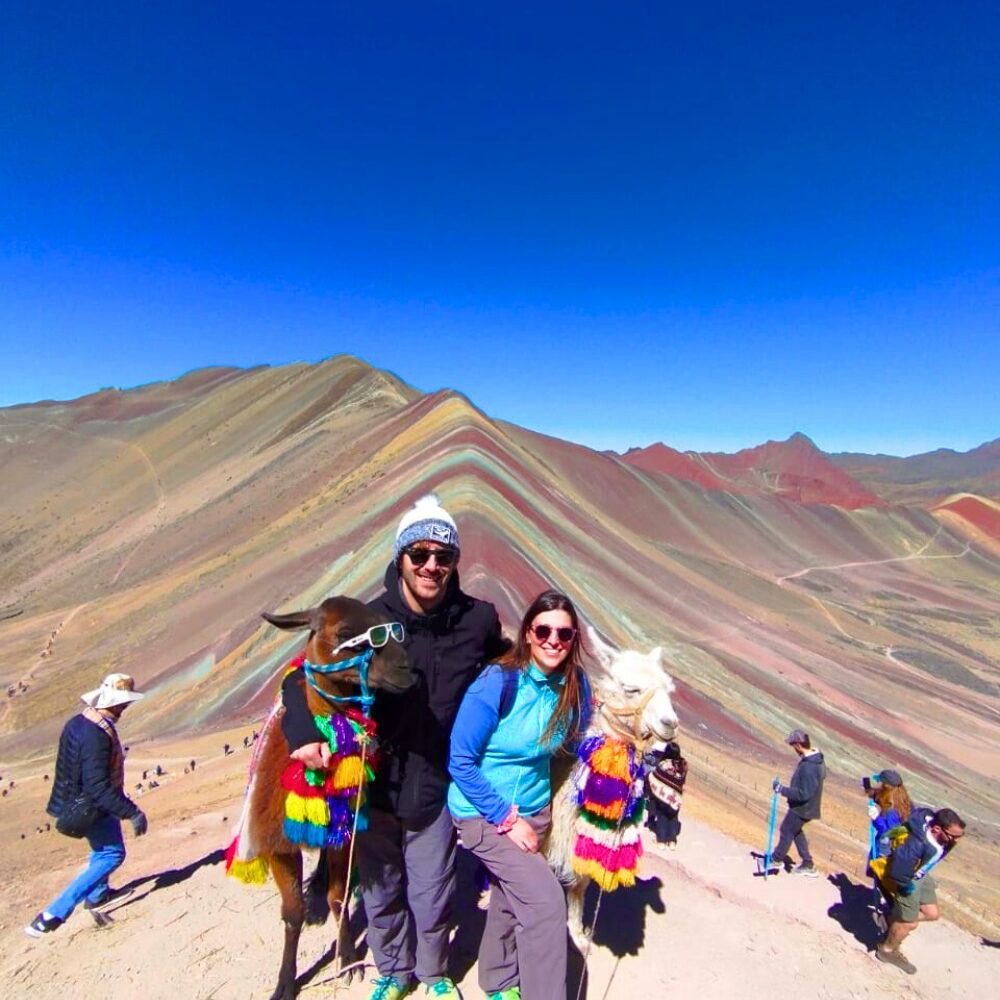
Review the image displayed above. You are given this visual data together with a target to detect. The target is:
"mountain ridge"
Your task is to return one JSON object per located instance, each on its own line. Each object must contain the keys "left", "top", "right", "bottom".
{"left": 1, "top": 357, "right": 997, "bottom": 926}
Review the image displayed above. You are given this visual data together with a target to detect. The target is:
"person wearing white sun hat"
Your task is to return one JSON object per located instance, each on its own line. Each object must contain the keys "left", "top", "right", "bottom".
{"left": 25, "top": 673, "right": 148, "bottom": 938}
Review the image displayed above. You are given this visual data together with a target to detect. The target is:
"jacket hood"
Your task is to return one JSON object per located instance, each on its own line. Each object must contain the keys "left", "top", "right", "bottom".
{"left": 906, "top": 806, "right": 936, "bottom": 835}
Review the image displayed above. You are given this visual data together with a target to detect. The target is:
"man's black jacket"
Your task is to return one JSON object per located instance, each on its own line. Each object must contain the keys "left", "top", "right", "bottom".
{"left": 282, "top": 563, "right": 506, "bottom": 822}
{"left": 46, "top": 713, "right": 140, "bottom": 822}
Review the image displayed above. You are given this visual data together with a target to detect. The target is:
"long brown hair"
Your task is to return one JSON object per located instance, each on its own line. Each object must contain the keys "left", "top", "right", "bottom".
{"left": 500, "top": 590, "right": 585, "bottom": 750}
{"left": 875, "top": 782, "right": 912, "bottom": 822}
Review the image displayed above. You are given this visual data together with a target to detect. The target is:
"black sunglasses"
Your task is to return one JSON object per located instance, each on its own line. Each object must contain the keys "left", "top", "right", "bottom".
{"left": 530, "top": 624, "right": 577, "bottom": 644}
{"left": 403, "top": 546, "right": 457, "bottom": 568}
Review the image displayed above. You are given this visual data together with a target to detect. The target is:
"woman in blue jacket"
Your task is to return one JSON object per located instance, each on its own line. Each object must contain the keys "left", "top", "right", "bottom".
{"left": 448, "top": 590, "right": 590, "bottom": 1000}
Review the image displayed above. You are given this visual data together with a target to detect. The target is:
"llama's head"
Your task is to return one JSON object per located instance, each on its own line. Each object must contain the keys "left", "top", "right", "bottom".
{"left": 263, "top": 596, "right": 413, "bottom": 704}
{"left": 586, "top": 626, "right": 679, "bottom": 744}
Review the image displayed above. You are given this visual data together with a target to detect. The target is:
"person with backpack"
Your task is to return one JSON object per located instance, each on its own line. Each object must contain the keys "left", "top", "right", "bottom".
{"left": 770, "top": 728, "right": 826, "bottom": 877}
{"left": 874, "top": 806, "right": 966, "bottom": 974}
{"left": 863, "top": 768, "right": 912, "bottom": 858}
{"left": 25, "top": 673, "right": 148, "bottom": 937}
{"left": 448, "top": 590, "right": 591, "bottom": 1000}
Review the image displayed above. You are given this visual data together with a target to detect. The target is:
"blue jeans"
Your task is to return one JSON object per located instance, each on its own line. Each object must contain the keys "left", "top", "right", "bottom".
{"left": 47, "top": 814, "right": 126, "bottom": 920}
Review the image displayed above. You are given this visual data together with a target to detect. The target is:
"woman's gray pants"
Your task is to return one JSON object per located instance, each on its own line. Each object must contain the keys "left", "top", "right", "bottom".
{"left": 454, "top": 807, "right": 567, "bottom": 1000}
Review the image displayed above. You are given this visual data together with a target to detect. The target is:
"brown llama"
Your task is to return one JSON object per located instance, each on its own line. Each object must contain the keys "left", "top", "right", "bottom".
{"left": 226, "top": 596, "right": 411, "bottom": 1000}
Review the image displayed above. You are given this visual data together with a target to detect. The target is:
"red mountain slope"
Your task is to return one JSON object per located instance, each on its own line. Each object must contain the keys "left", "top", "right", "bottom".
{"left": 623, "top": 433, "right": 884, "bottom": 509}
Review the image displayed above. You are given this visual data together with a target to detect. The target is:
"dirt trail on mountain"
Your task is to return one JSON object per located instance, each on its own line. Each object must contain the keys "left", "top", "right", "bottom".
{"left": 0, "top": 734, "right": 993, "bottom": 1000}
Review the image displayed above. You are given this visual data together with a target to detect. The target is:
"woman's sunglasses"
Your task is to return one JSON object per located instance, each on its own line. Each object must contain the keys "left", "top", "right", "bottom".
{"left": 403, "top": 546, "right": 457, "bottom": 568}
{"left": 332, "top": 622, "right": 405, "bottom": 655}
{"left": 530, "top": 624, "right": 577, "bottom": 644}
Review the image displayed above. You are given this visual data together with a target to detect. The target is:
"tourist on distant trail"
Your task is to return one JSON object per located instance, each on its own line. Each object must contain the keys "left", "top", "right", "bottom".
{"left": 281, "top": 494, "right": 507, "bottom": 1000}
{"left": 644, "top": 739, "right": 688, "bottom": 849}
{"left": 863, "top": 769, "right": 912, "bottom": 859}
{"left": 770, "top": 728, "right": 826, "bottom": 877}
{"left": 25, "top": 673, "right": 148, "bottom": 938}
{"left": 448, "top": 590, "right": 591, "bottom": 1000}
{"left": 875, "top": 807, "right": 966, "bottom": 974}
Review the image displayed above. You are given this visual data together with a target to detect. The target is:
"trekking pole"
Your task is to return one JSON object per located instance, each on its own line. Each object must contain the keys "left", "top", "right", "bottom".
{"left": 763, "top": 782, "right": 779, "bottom": 880}
{"left": 867, "top": 807, "right": 882, "bottom": 911}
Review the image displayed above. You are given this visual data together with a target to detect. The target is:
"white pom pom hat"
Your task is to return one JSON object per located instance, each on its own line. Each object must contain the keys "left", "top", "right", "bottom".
{"left": 393, "top": 493, "right": 460, "bottom": 561}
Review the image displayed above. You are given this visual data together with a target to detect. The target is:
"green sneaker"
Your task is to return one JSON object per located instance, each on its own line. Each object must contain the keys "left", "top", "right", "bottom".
{"left": 425, "top": 978, "right": 462, "bottom": 998}
{"left": 370, "top": 975, "right": 417, "bottom": 1000}
{"left": 487, "top": 989, "right": 521, "bottom": 1000}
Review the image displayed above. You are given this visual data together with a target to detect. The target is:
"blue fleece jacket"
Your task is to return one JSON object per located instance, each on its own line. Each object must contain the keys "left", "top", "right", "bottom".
{"left": 448, "top": 663, "right": 589, "bottom": 825}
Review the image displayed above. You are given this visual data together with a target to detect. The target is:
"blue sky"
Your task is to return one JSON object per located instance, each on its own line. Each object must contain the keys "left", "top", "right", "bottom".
{"left": 1, "top": 3, "right": 997, "bottom": 455}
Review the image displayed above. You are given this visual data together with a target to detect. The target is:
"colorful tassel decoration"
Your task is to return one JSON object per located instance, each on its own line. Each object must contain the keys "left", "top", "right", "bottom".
{"left": 281, "top": 707, "right": 374, "bottom": 849}
{"left": 227, "top": 657, "right": 379, "bottom": 886}
{"left": 225, "top": 833, "right": 271, "bottom": 884}
{"left": 570, "top": 734, "right": 647, "bottom": 891}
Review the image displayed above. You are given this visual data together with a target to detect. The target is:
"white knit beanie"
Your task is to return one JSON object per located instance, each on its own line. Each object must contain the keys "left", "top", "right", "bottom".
{"left": 393, "top": 493, "right": 460, "bottom": 561}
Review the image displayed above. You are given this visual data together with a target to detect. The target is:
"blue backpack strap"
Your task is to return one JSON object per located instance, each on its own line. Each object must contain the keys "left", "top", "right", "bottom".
{"left": 497, "top": 666, "right": 519, "bottom": 720}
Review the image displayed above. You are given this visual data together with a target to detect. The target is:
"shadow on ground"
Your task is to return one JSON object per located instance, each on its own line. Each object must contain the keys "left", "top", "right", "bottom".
{"left": 566, "top": 875, "right": 665, "bottom": 999}
{"left": 827, "top": 872, "right": 884, "bottom": 952}
{"left": 117, "top": 848, "right": 226, "bottom": 910}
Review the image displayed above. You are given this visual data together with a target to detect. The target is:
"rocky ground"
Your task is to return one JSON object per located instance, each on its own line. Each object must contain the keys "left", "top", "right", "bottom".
{"left": 0, "top": 728, "right": 995, "bottom": 999}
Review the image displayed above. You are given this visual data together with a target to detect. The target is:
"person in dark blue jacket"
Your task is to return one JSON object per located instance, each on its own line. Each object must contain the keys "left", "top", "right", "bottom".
{"left": 448, "top": 590, "right": 591, "bottom": 1000}
{"left": 875, "top": 806, "right": 966, "bottom": 974}
{"left": 25, "top": 673, "right": 148, "bottom": 937}
{"left": 770, "top": 728, "right": 826, "bottom": 877}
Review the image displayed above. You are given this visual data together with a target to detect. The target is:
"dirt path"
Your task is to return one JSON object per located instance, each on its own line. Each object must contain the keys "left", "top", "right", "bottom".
{"left": 776, "top": 530, "right": 970, "bottom": 584}
{"left": 0, "top": 752, "right": 994, "bottom": 1000}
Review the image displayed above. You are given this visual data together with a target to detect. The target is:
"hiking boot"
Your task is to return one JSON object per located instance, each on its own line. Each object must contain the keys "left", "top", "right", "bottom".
{"left": 84, "top": 886, "right": 133, "bottom": 910}
{"left": 875, "top": 945, "right": 916, "bottom": 974}
{"left": 24, "top": 912, "right": 63, "bottom": 938}
{"left": 369, "top": 975, "right": 416, "bottom": 1000}
{"left": 487, "top": 989, "right": 521, "bottom": 1000}
{"left": 425, "top": 979, "right": 462, "bottom": 998}
{"left": 792, "top": 862, "right": 818, "bottom": 877}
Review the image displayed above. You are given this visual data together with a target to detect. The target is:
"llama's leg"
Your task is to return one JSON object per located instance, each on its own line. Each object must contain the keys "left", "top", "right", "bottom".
{"left": 567, "top": 880, "right": 589, "bottom": 952}
{"left": 325, "top": 848, "right": 360, "bottom": 982}
{"left": 268, "top": 851, "right": 305, "bottom": 1000}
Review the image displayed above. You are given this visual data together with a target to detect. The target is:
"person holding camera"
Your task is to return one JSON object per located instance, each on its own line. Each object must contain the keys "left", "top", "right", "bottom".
{"left": 863, "top": 769, "right": 912, "bottom": 858}
{"left": 25, "top": 673, "right": 148, "bottom": 937}
{"left": 770, "top": 728, "right": 826, "bottom": 877}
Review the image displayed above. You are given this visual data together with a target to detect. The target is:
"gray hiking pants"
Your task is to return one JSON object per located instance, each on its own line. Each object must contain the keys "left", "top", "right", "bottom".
{"left": 356, "top": 804, "right": 456, "bottom": 983}
{"left": 773, "top": 811, "right": 813, "bottom": 865}
{"left": 454, "top": 807, "right": 567, "bottom": 1000}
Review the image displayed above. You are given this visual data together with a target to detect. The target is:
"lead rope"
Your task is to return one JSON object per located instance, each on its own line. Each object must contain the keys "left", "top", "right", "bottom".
{"left": 574, "top": 788, "right": 631, "bottom": 1000}
{"left": 331, "top": 734, "right": 370, "bottom": 982}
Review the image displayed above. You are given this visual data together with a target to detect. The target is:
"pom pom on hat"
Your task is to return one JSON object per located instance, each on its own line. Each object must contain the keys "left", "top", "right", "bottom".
{"left": 393, "top": 494, "right": 460, "bottom": 561}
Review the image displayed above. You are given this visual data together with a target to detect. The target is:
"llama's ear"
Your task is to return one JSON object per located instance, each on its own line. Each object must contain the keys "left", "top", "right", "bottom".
{"left": 649, "top": 646, "right": 664, "bottom": 665}
{"left": 585, "top": 625, "right": 617, "bottom": 681}
{"left": 262, "top": 608, "right": 318, "bottom": 632}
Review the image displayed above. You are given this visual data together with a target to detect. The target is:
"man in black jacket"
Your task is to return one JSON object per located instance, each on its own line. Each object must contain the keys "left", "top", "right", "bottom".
{"left": 25, "top": 673, "right": 148, "bottom": 937}
{"left": 282, "top": 494, "right": 506, "bottom": 1000}
{"left": 876, "top": 806, "right": 966, "bottom": 974}
{"left": 770, "top": 728, "right": 826, "bottom": 877}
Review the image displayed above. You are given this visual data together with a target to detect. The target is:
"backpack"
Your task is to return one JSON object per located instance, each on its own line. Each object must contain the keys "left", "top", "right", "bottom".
{"left": 868, "top": 823, "right": 915, "bottom": 890}
{"left": 498, "top": 667, "right": 519, "bottom": 720}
